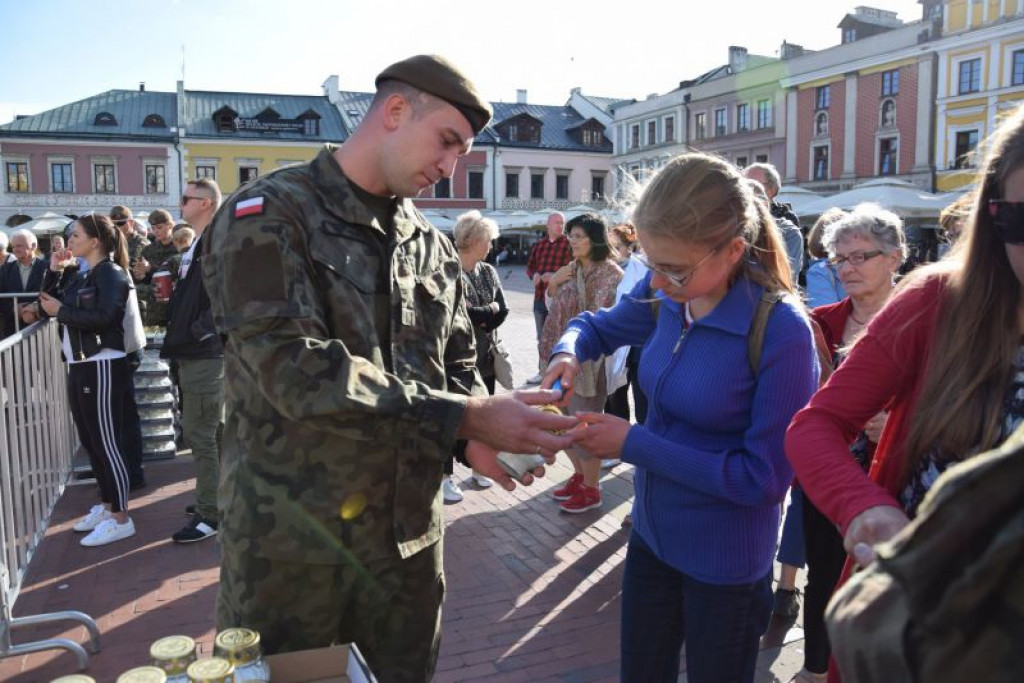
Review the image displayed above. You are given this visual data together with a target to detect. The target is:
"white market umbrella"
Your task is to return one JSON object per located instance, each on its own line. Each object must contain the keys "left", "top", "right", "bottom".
{"left": 797, "top": 179, "right": 949, "bottom": 219}
{"left": 776, "top": 186, "right": 824, "bottom": 216}
{"left": 14, "top": 212, "right": 72, "bottom": 236}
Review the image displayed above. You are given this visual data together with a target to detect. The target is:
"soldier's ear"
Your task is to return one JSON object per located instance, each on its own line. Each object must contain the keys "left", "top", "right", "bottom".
{"left": 380, "top": 93, "right": 410, "bottom": 132}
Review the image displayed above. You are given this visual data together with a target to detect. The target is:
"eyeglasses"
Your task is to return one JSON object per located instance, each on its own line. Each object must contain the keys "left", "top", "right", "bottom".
{"left": 181, "top": 195, "right": 207, "bottom": 205}
{"left": 635, "top": 246, "right": 720, "bottom": 289}
{"left": 828, "top": 250, "right": 885, "bottom": 268}
{"left": 987, "top": 200, "right": 1024, "bottom": 244}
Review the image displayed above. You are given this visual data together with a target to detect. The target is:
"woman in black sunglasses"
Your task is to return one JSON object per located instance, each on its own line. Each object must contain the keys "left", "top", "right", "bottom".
{"left": 786, "top": 103, "right": 1024, "bottom": 679}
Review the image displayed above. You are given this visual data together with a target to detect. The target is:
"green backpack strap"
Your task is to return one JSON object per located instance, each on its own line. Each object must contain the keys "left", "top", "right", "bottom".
{"left": 747, "top": 290, "right": 784, "bottom": 376}
{"left": 648, "top": 283, "right": 783, "bottom": 377}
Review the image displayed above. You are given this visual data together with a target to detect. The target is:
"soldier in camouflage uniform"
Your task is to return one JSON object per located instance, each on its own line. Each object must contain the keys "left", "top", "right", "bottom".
{"left": 132, "top": 208, "right": 178, "bottom": 327}
{"left": 110, "top": 205, "right": 150, "bottom": 264}
{"left": 203, "top": 55, "right": 578, "bottom": 682}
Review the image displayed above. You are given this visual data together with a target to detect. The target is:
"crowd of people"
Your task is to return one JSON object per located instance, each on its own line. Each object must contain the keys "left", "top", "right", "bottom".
{"left": 2, "top": 52, "right": 1021, "bottom": 683}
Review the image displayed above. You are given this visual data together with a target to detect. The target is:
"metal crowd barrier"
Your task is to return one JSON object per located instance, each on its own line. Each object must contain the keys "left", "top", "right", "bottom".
{"left": 0, "top": 319, "right": 100, "bottom": 670}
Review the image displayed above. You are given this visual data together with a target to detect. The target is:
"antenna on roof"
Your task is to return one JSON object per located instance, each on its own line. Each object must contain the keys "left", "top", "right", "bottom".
{"left": 181, "top": 44, "right": 186, "bottom": 82}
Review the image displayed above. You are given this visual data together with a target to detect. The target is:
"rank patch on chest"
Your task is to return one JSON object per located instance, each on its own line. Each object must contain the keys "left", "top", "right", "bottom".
{"left": 235, "top": 196, "right": 265, "bottom": 218}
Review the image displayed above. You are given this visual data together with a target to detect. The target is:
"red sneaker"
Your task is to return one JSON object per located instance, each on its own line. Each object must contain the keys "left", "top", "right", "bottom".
{"left": 559, "top": 485, "right": 602, "bottom": 514}
{"left": 552, "top": 473, "right": 584, "bottom": 501}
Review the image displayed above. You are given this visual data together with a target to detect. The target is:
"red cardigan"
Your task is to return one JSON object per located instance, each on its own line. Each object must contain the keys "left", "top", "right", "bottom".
{"left": 786, "top": 275, "right": 946, "bottom": 535}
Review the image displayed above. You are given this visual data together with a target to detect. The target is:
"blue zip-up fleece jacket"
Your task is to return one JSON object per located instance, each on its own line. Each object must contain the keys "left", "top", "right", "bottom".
{"left": 554, "top": 273, "right": 819, "bottom": 584}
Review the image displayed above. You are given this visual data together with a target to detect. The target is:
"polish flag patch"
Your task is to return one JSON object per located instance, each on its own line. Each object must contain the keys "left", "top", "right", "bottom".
{"left": 235, "top": 196, "right": 265, "bottom": 218}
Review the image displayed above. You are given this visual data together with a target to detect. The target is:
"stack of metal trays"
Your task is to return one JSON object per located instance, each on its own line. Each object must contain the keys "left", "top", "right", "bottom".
{"left": 136, "top": 336, "right": 178, "bottom": 460}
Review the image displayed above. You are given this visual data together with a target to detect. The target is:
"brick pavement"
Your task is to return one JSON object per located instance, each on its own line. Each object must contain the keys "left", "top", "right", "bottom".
{"left": 0, "top": 265, "right": 811, "bottom": 682}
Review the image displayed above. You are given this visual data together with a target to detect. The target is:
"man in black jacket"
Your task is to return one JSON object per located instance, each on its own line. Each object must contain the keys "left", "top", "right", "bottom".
{"left": 163, "top": 179, "right": 224, "bottom": 543}
{"left": 0, "top": 230, "right": 48, "bottom": 339}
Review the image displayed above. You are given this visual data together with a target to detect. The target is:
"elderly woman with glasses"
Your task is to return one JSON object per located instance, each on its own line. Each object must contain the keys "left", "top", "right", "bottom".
{"left": 540, "top": 213, "right": 622, "bottom": 513}
{"left": 784, "top": 203, "right": 907, "bottom": 683}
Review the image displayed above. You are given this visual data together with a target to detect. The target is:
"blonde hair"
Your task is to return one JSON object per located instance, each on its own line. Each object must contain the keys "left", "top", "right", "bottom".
{"left": 633, "top": 153, "right": 793, "bottom": 294}
{"left": 172, "top": 226, "right": 195, "bottom": 250}
{"left": 900, "top": 102, "right": 1024, "bottom": 481}
{"left": 452, "top": 210, "right": 498, "bottom": 250}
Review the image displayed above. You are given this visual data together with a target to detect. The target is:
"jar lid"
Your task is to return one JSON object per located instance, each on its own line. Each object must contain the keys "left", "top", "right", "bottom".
{"left": 116, "top": 667, "right": 167, "bottom": 683}
{"left": 50, "top": 676, "right": 97, "bottom": 683}
{"left": 151, "top": 635, "right": 197, "bottom": 660}
{"left": 186, "top": 657, "right": 235, "bottom": 683}
{"left": 214, "top": 627, "right": 262, "bottom": 665}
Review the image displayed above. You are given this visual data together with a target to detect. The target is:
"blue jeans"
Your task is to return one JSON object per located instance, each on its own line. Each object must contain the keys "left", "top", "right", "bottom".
{"left": 621, "top": 533, "right": 773, "bottom": 683}
{"left": 776, "top": 486, "right": 807, "bottom": 568}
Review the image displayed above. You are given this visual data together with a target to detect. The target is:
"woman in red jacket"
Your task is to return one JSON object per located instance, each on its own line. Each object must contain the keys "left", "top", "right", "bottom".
{"left": 790, "top": 204, "right": 906, "bottom": 683}
{"left": 786, "top": 103, "right": 1024, "bottom": 679}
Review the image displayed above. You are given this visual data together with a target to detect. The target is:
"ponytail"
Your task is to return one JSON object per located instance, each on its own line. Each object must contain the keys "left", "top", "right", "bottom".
{"left": 740, "top": 200, "right": 794, "bottom": 294}
{"left": 110, "top": 227, "right": 129, "bottom": 270}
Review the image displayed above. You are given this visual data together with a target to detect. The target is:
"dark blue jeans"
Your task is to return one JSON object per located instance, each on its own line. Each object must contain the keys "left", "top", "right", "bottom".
{"left": 621, "top": 533, "right": 773, "bottom": 683}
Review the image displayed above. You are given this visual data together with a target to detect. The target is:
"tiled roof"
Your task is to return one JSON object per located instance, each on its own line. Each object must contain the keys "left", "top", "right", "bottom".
{"left": 577, "top": 94, "right": 633, "bottom": 114}
{"left": 334, "top": 90, "right": 373, "bottom": 136}
{"left": 0, "top": 89, "right": 177, "bottom": 139}
{"left": 183, "top": 90, "right": 346, "bottom": 141}
{"left": 482, "top": 102, "right": 612, "bottom": 151}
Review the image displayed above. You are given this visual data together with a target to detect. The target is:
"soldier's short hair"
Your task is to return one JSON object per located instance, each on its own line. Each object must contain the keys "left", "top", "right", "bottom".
{"left": 148, "top": 209, "right": 173, "bottom": 226}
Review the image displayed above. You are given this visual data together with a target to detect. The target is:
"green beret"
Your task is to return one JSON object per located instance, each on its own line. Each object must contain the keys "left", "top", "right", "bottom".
{"left": 375, "top": 54, "right": 492, "bottom": 135}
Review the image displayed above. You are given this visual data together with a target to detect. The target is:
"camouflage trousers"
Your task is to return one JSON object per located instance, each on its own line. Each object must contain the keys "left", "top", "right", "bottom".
{"left": 216, "top": 538, "right": 444, "bottom": 683}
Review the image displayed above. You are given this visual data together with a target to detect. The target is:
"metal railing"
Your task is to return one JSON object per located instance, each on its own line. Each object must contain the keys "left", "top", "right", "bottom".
{"left": 0, "top": 291, "right": 37, "bottom": 338}
{"left": 1, "top": 319, "right": 100, "bottom": 670}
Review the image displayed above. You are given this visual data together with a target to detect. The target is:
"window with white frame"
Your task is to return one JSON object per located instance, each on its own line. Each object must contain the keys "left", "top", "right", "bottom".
{"left": 5, "top": 161, "right": 28, "bottom": 193}
{"left": 879, "top": 137, "right": 898, "bottom": 175}
{"left": 735, "top": 156, "right": 748, "bottom": 168}
{"left": 468, "top": 170, "right": 484, "bottom": 199}
{"left": 958, "top": 58, "right": 982, "bottom": 94}
{"left": 813, "top": 146, "right": 829, "bottom": 180}
{"left": 714, "top": 108, "right": 727, "bottom": 136}
{"left": 434, "top": 177, "right": 451, "bottom": 198}
{"left": 1013, "top": 49, "right": 1024, "bottom": 86}
{"left": 505, "top": 170, "right": 520, "bottom": 198}
{"left": 556, "top": 174, "right": 569, "bottom": 200}
{"left": 239, "top": 165, "right": 260, "bottom": 184}
{"left": 881, "top": 69, "right": 900, "bottom": 96}
{"left": 815, "top": 85, "right": 831, "bottom": 110}
{"left": 145, "top": 163, "right": 166, "bottom": 194}
{"left": 756, "top": 100, "right": 771, "bottom": 129}
{"left": 695, "top": 113, "right": 706, "bottom": 140}
{"left": 49, "top": 160, "right": 74, "bottom": 193}
{"left": 755, "top": 154, "right": 768, "bottom": 163}
{"left": 195, "top": 165, "right": 217, "bottom": 180}
{"left": 93, "top": 161, "right": 116, "bottom": 193}
{"left": 647, "top": 120, "right": 657, "bottom": 145}
{"left": 954, "top": 130, "right": 979, "bottom": 169}
{"left": 664, "top": 116, "right": 675, "bottom": 141}
{"left": 736, "top": 103, "right": 750, "bottom": 132}
{"left": 591, "top": 174, "right": 605, "bottom": 200}
{"left": 630, "top": 124, "right": 640, "bottom": 149}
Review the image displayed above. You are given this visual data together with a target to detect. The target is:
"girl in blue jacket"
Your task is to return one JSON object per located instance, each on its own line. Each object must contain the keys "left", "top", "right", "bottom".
{"left": 545, "top": 153, "right": 819, "bottom": 683}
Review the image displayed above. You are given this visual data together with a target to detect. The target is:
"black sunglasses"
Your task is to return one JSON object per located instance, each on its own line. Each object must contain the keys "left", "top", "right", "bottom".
{"left": 987, "top": 200, "right": 1024, "bottom": 244}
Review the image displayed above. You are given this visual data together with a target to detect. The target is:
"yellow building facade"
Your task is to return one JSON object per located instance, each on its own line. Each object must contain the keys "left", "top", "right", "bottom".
{"left": 935, "top": 1, "right": 1024, "bottom": 191}
{"left": 182, "top": 141, "right": 322, "bottom": 194}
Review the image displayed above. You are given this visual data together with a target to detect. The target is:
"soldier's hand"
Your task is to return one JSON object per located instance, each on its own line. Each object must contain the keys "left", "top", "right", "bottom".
{"left": 459, "top": 391, "right": 578, "bottom": 458}
{"left": 464, "top": 440, "right": 545, "bottom": 492}
{"left": 132, "top": 257, "right": 150, "bottom": 280}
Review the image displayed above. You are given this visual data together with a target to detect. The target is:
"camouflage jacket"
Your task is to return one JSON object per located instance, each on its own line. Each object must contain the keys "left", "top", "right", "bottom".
{"left": 203, "top": 145, "right": 485, "bottom": 564}
{"left": 125, "top": 230, "right": 150, "bottom": 264}
{"left": 137, "top": 239, "right": 178, "bottom": 327}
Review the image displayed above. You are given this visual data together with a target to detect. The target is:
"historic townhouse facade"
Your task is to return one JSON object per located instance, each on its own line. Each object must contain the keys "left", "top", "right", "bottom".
{"left": 930, "top": 0, "right": 1024, "bottom": 191}
{"left": 0, "top": 88, "right": 180, "bottom": 222}
{"left": 782, "top": 16, "right": 936, "bottom": 192}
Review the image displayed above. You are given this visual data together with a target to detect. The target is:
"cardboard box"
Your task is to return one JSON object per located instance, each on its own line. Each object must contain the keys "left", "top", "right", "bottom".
{"left": 266, "top": 643, "right": 376, "bottom": 683}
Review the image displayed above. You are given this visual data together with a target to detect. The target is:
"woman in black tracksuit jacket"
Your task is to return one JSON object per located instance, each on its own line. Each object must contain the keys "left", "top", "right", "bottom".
{"left": 39, "top": 213, "right": 137, "bottom": 547}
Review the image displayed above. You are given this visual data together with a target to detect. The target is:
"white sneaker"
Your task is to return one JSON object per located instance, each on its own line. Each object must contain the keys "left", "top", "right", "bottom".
{"left": 73, "top": 504, "right": 112, "bottom": 532}
{"left": 442, "top": 477, "right": 464, "bottom": 503}
{"left": 80, "top": 517, "right": 136, "bottom": 547}
{"left": 471, "top": 471, "right": 494, "bottom": 488}
{"left": 601, "top": 458, "right": 622, "bottom": 469}
{"left": 525, "top": 373, "right": 544, "bottom": 385}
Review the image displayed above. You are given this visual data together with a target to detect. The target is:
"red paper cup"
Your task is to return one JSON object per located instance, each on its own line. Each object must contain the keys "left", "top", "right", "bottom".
{"left": 153, "top": 271, "right": 172, "bottom": 302}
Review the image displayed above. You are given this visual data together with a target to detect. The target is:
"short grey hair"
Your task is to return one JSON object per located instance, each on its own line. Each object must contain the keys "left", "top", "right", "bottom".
{"left": 743, "top": 162, "right": 781, "bottom": 195}
{"left": 453, "top": 210, "right": 499, "bottom": 250}
{"left": 9, "top": 228, "right": 36, "bottom": 247}
{"left": 822, "top": 203, "right": 908, "bottom": 262}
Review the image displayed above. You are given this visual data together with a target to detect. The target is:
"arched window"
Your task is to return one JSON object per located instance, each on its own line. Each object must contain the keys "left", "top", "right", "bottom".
{"left": 142, "top": 114, "right": 166, "bottom": 128}
{"left": 815, "top": 112, "right": 828, "bottom": 137}
{"left": 94, "top": 112, "right": 117, "bottom": 126}
{"left": 881, "top": 99, "right": 896, "bottom": 128}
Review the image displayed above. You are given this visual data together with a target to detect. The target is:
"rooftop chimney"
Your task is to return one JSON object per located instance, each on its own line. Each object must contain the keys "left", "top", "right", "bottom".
{"left": 780, "top": 41, "right": 806, "bottom": 60}
{"left": 516, "top": 89, "right": 528, "bottom": 104}
{"left": 139, "top": 82, "right": 145, "bottom": 92}
{"left": 728, "top": 46, "right": 748, "bottom": 72}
